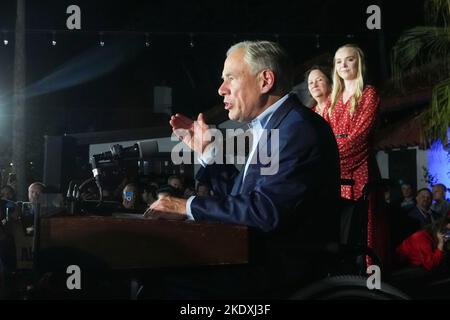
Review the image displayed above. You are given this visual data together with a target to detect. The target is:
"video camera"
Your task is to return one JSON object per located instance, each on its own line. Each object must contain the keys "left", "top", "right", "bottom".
{"left": 66, "top": 140, "right": 159, "bottom": 215}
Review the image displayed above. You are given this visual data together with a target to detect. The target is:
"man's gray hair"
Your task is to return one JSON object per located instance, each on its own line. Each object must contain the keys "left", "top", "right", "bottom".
{"left": 227, "top": 40, "right": 293, "bottom": 93}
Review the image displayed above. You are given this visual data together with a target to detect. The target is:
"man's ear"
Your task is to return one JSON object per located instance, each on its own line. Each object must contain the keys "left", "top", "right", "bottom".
{"left": 259, "top": 69, "right": 275, "bottom": 93}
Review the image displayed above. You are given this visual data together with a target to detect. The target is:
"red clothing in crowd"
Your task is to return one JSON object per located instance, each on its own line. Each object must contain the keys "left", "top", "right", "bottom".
{"left": 324, "top": 86, "right": 379, "bottom": 200}
{"left": 396, "top": 230, "right": 445, "bottom": 271}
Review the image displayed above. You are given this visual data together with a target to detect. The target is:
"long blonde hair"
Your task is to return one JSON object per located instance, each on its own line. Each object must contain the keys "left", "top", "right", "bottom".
{"left": 329, "top": 44, "right": 366, "bottom": 116}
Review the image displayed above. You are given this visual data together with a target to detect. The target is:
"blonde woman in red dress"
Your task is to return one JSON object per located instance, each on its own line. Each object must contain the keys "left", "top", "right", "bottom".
{"left": 324, "top": 44, "right": 380, "bottom": 201}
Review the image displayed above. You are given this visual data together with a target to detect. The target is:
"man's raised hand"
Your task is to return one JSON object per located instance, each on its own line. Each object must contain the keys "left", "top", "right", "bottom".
{"left": 169, "top": 113, "right": 211, "bottom": 155}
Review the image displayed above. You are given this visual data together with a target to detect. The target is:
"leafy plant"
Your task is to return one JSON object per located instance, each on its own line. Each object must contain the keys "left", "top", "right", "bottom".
{"left": 424, "top": 78, "right": 450, "bottom": 144}
{"left": 390, "top": 0, "right": 450, "bottom": 144}
{"left": 422, "top": 165, "right": 438, "bottom": 185}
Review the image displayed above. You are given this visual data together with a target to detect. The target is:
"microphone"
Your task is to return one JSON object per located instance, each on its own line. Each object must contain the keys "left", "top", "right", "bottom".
{"left": 91, "top": 139, "right": 159, "bottom": 163}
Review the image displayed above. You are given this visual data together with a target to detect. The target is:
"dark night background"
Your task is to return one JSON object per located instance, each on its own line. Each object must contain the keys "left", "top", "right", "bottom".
{"left": 0, "top": 0, "right": 426, "bottom": 179}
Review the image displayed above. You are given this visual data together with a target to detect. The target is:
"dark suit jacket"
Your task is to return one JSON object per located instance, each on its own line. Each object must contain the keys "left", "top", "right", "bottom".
{"left": 407, "top": 206, "right": 440, "bottom": 228}
{"left": 191, "top": 95, "right": 340, "bottom": 285}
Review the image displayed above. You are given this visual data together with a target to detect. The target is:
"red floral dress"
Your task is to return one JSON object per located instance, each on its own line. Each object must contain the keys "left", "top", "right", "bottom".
{"left": 311, "top": 100, "right": 330, "bottom": 118}
{"left": 324, "top": 86, "right": 379, "bottom": 200}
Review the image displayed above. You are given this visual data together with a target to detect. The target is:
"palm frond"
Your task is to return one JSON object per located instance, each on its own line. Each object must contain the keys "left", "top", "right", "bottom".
{"left": 392, "top": 0, "right": 450, "bottom": 145}
{"left": 391, "top": 26, "right": 450, "bottom": 89}
{"left": 423, "top": 78, "right": 450, "bottom": 143}
{"left": 425, "top": 0, "right": 450, "bottom": 26}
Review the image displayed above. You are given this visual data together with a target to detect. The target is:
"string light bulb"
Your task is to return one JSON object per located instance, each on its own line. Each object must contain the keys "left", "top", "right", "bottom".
{"left": 51, "top": 31, "right": 56, "bottom": 46}
{"left": 145, "top": 33, "right": 150, "bottom": 47}
{"left": 99, "top": 32, "right": 105, "bottom": 47}
{"left": 189, "top": 33, "right": 195, "bottom": 48}
{"left": 315, "top": 34, "right": 320, "bottom": 49}
{"left": 3, "top": 31, "right": 8, "bottom": 46}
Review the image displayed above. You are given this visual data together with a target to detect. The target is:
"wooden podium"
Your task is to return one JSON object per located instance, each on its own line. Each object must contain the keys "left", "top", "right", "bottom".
{"left": 38, "top": 214, "right": 249, "bottom": 270}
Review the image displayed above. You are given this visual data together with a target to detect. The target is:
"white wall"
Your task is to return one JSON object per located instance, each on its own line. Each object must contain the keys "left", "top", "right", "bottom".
{"left": 376, "top": 151, "right": 389, "bottom": 179}
{"left": 427, "top": 138, "right": 450, "bottom": 199}
{"left": 377, "top": 147, "right": 431, "bottom": 190}
{"left": 416, "top": 147, "right": 429, "bottom": 189}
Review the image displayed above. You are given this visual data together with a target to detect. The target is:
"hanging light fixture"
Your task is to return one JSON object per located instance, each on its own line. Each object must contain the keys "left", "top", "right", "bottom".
{"left": 51, "top": 31, "right": 57, "bottom": 46}
{"left": 99, "top": 32, "right": 105, "bottom": 47}
{"left": 3, "top": 31, "right": 8, "bottom": 46}
{"left": 145, "top": 33, "right": 150, "bottom": 47}
{"left": 189, "top": 33, "right": 195, "bottom": 48}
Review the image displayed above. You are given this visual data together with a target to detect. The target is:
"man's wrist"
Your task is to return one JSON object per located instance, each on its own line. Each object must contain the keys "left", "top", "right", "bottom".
{"left": 198, "top": 142, "right": 217, "bottom": 166}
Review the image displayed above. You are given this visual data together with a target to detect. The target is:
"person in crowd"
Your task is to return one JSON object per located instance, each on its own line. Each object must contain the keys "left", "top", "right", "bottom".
{"left": 407, "top": 188, "right": 440, "bottom": 229}
{"left": 121, "top": 183, "right": 146, "bottom": 211}
{"left": 324, "top": 44, "right": 380, "bottom": 200}
{"left": 183, "top": 185, "right": 196, "bottom": 198}
{"left": 396, "top": 216, "right": 450, "bottom": 271}
{"left": 28, "top": 182, "right": 45, "bottom": 203}
{"left": 431, "top": 183, "right": 450, "bottom": 217}
{"left": 399, "top": 182, "right": 415, "bottom": 211}
{"left": 196, "top": 182, "right": 211, "bottom": 197}
{"left": 167, "top": 175, "right": 184, "bottom": 197}
{"left": 141, "top": 185, "right": 158, "bottom": 207}
{"left": 26, "top": 181, "right": 64, "bottom": 214}
{"left": 305, "top": 65, "right": 332, "bottom": 117}
{"left": 156, "top": 185, "right": 178, "bottom": 199}
{"left": 0, "top": 185, "right": 16, "bottom": 202}
{"left": 142, "top": 40, "right": 340, "bottom": 298}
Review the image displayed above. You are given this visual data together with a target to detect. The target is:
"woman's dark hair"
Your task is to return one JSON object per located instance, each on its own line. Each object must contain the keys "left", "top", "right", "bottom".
{"left": 425, "top": 216, "right": 450, "bottom": 245}
{"left": 304, "top": 65, "right": 332, "bottom": 108}
{"left": 304, "top": 65, "right": 332, "bottom": 84}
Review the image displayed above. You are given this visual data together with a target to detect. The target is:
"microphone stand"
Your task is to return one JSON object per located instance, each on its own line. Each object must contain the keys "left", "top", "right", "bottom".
{"left": 90, "top": 156, "right": 104, "bottom": 208}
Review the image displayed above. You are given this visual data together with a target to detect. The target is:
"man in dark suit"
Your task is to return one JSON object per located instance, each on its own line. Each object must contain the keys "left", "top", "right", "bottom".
{"left": 144, "top": 41, "right": 340, "bottom": 298}
{"left": 406, "top": 188, "right": 441, "bottom": 230}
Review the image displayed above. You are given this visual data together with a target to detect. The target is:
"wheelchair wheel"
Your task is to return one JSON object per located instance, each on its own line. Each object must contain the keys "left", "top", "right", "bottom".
{"left": 290, "top": 275, "right": 410, "bottom": 300}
